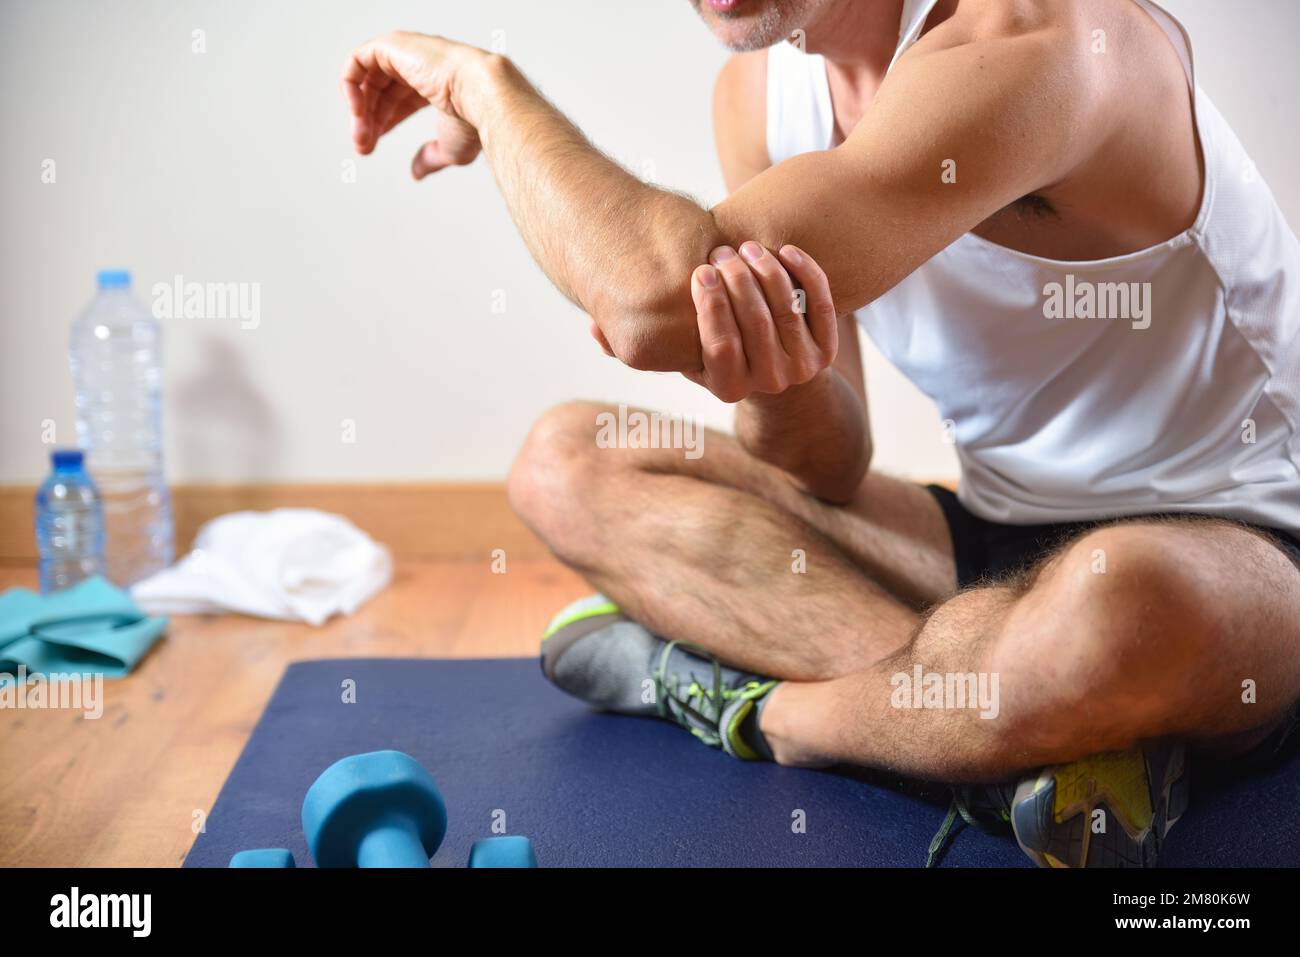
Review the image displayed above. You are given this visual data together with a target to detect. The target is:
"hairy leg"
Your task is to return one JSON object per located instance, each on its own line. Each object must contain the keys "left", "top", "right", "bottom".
{"left": 508, "top": 400, "right": 956, "bottom": 680}
{"left": 761, "top": 519, "right": 1300, "bottom": 781}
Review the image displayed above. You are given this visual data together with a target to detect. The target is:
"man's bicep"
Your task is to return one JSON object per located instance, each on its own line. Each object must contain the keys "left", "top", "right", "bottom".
{"left": 709, "top": 29, "right": 1099, "bottom": 313}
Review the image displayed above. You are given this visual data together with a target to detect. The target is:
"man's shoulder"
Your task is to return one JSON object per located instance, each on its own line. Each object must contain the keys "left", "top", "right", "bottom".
{"left": 931, "top": 0, "right": 1093, "bottom": 43}
{"left": 911, "top": 0, "right": 1110, "bottom": 71}
{"left": 881, "top": 0, "right": 1115, "bottom": 139}
{"left": 714, "top": 49, "right": 767, "bottom": 109}
{"left": 713, "top": 50, "right": 770, "bottom": 186}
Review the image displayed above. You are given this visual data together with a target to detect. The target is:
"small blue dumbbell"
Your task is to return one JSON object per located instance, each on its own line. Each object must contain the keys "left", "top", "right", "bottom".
{"left": 302, "top": 750, "right": 447, "bottom": 868}
{"left": 229, "top": 848, "right": 295, "bottom": 868}
{"left": 468, "top": 836, "right": 538, "bottom": 868}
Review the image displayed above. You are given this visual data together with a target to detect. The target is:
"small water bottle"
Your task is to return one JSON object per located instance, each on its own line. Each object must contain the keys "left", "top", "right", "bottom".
{"left": 35, "top": 449, "right": 106, "bottom": 593}
{"left": 69, "top": 269, "right": 174, "bottom": 586}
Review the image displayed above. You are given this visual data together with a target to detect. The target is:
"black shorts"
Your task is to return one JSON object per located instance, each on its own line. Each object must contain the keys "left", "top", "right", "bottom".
{"left": 925, "top": 484, "right": 1300, "bottom": 590}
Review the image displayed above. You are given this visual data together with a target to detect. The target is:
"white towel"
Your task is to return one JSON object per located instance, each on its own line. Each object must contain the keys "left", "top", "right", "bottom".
{"left": 130, "top": 508, "right": 393, "bottom": 626}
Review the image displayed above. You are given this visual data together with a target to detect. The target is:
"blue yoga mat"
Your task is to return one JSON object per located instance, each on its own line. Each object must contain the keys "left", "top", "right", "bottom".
{"left": 184, "top": 658, "right": 1300, "bottom": 868}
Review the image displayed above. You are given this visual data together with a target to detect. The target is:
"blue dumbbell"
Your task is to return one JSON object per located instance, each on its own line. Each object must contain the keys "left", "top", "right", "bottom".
{"left": 229, "top": 848, "right": 295, "bottom": 868}
{"left": 468, "top": 836, "right": 538, "bottom": 868}
{"left": 301, "top": 750, "right": 447, "bottom": 868}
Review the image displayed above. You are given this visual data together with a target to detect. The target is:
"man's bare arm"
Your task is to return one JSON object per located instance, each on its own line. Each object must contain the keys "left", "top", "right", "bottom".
{"left": 343, "top": 20, "right": 1110, "bottom": 372}
{"left": 458, "top": 55, "right": 717, "bottom": 371}
{"left": 704, "top": 52, "right": 870, "bottom": 502}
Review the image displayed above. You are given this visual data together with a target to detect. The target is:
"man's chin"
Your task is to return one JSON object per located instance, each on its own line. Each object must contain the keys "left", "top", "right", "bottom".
{"left": 693, "top": 0, "right": 798, "bottom": 52}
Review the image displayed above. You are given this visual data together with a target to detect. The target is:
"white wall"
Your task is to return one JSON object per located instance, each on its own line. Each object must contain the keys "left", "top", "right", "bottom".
{"left": 1, "top": 0, "right": 1297, "bottom": 484}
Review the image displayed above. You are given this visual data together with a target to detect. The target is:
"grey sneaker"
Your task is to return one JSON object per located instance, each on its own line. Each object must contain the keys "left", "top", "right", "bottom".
{"left": 541, "top": 594, "right": 777, "bottom": 759}
{"left": 1009, "top": 741, "right": 1189, "bottom": 867}
{"left": 928, "top": 741, "right": 1189, "bottom": 867}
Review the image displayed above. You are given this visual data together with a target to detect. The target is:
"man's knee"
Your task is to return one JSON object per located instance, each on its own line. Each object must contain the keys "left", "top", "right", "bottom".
{"left": 1038, "top": 523, "right": 1218, "bottom": 660}
{"left": 507, "top": 400, "right": 611, "bottom": 544}
{"left": 992, "top": 524, "right": 1225, "bottom": 749}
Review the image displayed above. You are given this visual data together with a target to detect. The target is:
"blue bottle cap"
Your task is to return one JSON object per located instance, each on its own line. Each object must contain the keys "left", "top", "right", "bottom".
{"left": 96, "top": 269, "right": 131, "bottom": 290}
{"left": 51, "top": 449, "right": 84, "bottom": 470}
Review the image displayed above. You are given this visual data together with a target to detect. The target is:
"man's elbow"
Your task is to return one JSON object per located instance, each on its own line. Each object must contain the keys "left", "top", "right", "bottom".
{"left": 803, "top": 438, "right": 872, "bottom": 506}
{"left": 592, "top": 202, "right": 719, "bottom": 372}
{"left": 599, "top": 287, "right": 702, "bottom": 373}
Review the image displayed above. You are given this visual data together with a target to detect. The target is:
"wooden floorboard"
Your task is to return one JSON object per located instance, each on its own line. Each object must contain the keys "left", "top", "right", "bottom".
{"left": 0, "top": 557, "right": 589, "bottom": 867}
{"left": 1, "top": 477, "right": 957, "bottom": 865}
{"left": 0, "top": 482, "right": 550, "bottom": 563}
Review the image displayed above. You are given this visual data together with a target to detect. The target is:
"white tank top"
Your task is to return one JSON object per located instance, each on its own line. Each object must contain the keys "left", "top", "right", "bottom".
{"left": 766, "top": 0, "right": 1300, "bottom": 533}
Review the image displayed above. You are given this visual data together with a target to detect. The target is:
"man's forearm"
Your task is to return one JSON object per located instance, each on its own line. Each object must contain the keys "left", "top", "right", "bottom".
{"left": 735, "top": 368, "right": 871, "bottom": 504}
{"left": 455, "top": 54, "right": 715, "bottom": 371}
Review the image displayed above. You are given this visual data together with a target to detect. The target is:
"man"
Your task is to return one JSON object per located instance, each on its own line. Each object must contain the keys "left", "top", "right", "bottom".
{"left": 341, "top": 0, "right": 1300, "bottom": 867}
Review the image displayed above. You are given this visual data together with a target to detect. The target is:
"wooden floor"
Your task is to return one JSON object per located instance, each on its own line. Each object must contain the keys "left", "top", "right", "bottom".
{"left": 0, "top": 557, "right": 589, "bottom": 867}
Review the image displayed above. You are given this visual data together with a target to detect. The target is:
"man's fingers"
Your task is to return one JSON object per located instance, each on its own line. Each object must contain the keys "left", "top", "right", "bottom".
{"left": 345, "top": 68, "right": 391, "bottom": 152}
{"left": 709, "top": 246, "right": 784, "bottom": 394}
{"left": 738, "top": 241, "right": 818, "bottom": 379}
{"left": 340, "top": 48, "right": 373, "bottom": 117}
{"left": 374, "top": 86, "right": 423, "bottom": 139}
{"left": 778, "top": 244, "right": 838, "bottom": 364}
{"left": 353, "top": 68, "right": 427, "bottom": 153}
{"left": 412, "top": 141, "right": 450, "bottom": 179}
{"left": 361, "top": 70, "right": 394, "bottom": 118}
{"left": 692, "top": 264, "right": 748, "bottom": 403}
{"left": 342, "top": 36, "right": 426, "bottom": 152}
{"left": 342, "top": 41, "right": 394, "bottom": 120}
{"left": 410, "top": 115, "right": 482, "bottom": 178}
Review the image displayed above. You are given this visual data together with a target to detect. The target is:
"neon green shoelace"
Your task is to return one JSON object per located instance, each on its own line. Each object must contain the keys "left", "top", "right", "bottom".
{"left": 653, "top": 639, "right": 765, "bottom": 744}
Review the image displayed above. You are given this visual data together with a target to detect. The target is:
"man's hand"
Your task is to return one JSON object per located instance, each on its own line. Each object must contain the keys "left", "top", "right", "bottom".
{"left": 679, "top": 240, "right": 868, "bottom": 502}
{"left": 683, "top": 242, "right": 838, "bottom": 403}
{"left": 341, "top": 32, "right": 488, "bottom": 178}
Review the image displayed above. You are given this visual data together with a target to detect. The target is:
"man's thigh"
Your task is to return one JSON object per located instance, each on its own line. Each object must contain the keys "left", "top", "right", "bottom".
{"left": 819, "top": 471, "right": 958, "bottom": 608}
{"left": 531, "top": 400, "right": 958, "bottom": 609}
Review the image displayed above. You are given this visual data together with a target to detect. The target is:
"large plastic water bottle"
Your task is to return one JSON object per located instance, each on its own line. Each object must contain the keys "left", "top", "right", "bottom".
{"left": 35, "top": 449, "right": 106, "bottom": 593}
{"left": 69, "top": 269, "right": 174, "bottom": 586}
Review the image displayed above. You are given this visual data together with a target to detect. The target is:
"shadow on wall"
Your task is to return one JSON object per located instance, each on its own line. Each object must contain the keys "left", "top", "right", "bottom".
{"left": 173, "top": 336, "right": 282, "bottom": 488}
